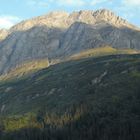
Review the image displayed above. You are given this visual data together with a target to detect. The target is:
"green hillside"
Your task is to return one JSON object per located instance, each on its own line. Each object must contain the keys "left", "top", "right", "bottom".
{"left": 0, "top": 54, "right": 140, "bottom": 140}
{"left": 0, "top": 59, "right": 50, "bottom": 81}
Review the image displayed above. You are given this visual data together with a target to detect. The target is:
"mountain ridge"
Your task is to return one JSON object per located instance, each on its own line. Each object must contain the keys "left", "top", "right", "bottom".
{"left": 0, "top": 9, "right": 140, "bottom": 74}
{"left": 9, "top": 9, "right": 140, "bottom": 32}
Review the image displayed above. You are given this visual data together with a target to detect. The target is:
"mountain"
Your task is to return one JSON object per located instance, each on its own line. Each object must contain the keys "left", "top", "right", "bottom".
{"left": 0, "top": 9, "right": 140, "bottom": 74}
{"left": 0, "top": 9, "right": 140, "bottom": 140}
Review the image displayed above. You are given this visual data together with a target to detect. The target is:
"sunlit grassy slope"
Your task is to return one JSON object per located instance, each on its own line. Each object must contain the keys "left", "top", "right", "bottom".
{"left": 0, "top": 59, "right": 49, "bottom": 81}
{"left": 70, "top": 46, "right": 139, "bottom": 60}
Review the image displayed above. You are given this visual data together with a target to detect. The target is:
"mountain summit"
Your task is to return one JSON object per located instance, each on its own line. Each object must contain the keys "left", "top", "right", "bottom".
{"left": 0, "top": 9, "right": 140, "bottom": 74}
{"left": 10, "top": 9, "right": 138, "bottom": 31}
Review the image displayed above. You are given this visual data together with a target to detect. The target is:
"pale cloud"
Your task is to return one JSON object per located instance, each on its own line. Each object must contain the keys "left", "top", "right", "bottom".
{"left": 27, "top": 0, "right": 113, "bottom": 8}
{"left": 28, "top": 0, "right": 86, "bottom": 7}
{"left": 56, "top": 0, "right": 86, "bottom": 6}
{"left": 123, "top": 12, "right": 135, "bottom": 20}
{"left": 123, "top": 0, "right": 140, "bottom": 6}
{"left": 0, "top": 16, "right": 21, "bottom": 29}
{"left": 91, "top": 0, "right": 112, "bottom": 5}
{"left": 27, "top": 0, "right": 48, "bottom": 7}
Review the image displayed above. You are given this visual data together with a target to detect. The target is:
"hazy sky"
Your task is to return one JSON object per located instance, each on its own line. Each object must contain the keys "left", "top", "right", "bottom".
{"left": 0, "top": 0, "right": 140, "bottom": 29}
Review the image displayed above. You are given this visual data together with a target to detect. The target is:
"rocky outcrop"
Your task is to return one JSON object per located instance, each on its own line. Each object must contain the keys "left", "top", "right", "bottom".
{"left": 10, "top": 9, "right": 138, "bottom": 32}
{"left": 92, "top": 71, "right": 108, "bottom": 85}
{"left": 0, "top": 29, "right": 8, "bottom": 41}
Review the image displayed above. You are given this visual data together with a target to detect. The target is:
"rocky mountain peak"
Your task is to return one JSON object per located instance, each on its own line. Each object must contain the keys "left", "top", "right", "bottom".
{"left": 94, "top": 9, "right": 115, "bottom": 16}
{"left": 68, "top": 10, "right": 95, "bottom": 25}
{"left": 46, "top": 11, "right": 69, "bottom": 18}
{"left": 92, "top": 9, "right": 131, "bottom": 28}
{"left": 69, "top": 9, "right": 138, "bottom": 29}
{"left": 9, "top": 9, "right": 139, "bottom": 32}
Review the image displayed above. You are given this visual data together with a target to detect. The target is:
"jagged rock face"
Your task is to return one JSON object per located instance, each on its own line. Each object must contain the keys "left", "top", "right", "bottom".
{"left": 10, "top": 9, "right": 137, "bottom": 32}
{"left": 93, "top": 9, "right": 134, "bottom": 28}
{"left": 0, "top": 29, "right": 8, "bottom": 41}
{"left": 59, "top": 22, "right": 105, "bottom": 56}
{"left": 0, "top": 26, "right": 64, "bottom": 73}
{"left": 10, "top": 11, "right": 70, "bottom": 31}
{"left": 60, "top": 22, "right": 140, "bottom": 56}
{"left": 0, "top": 9, "right": 140, "bottom": 74}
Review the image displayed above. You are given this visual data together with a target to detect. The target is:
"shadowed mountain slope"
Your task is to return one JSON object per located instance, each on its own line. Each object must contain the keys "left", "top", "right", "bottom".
{"left": 0, "top": 54, "right": 140, "bottom": 115}
{"left": 0, "top": 54, "right": 140, "bottom": 140}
